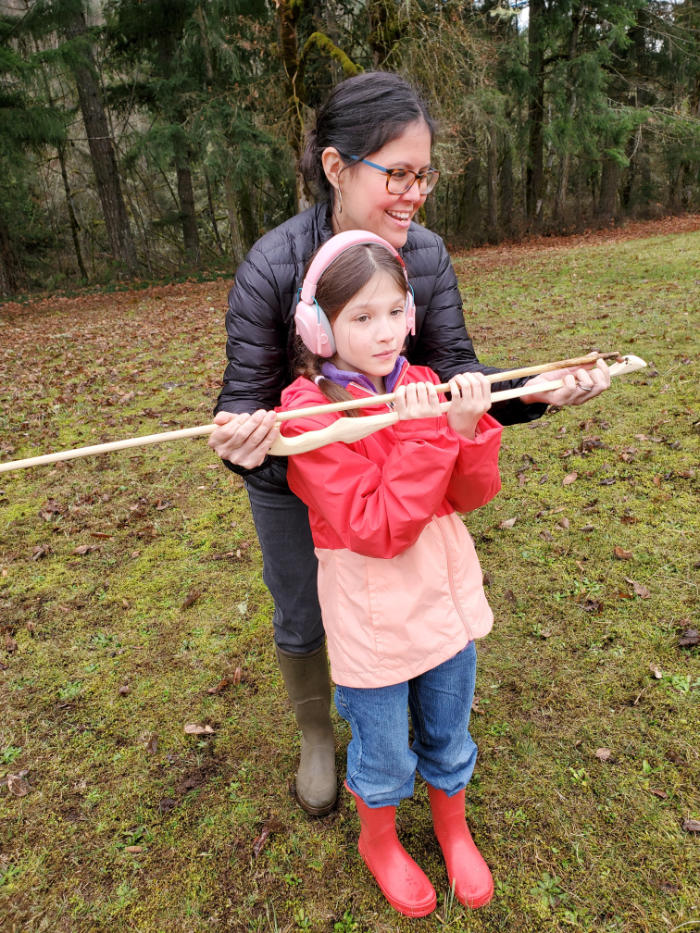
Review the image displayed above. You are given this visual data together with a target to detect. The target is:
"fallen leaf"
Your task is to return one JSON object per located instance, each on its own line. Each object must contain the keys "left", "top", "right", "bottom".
{"left": 557, "top": 517, "right": 570, "bottom": 530}
{"left": 614, "top": 546, "right": 633, "bottom": 560}
{"left": 252, "top": 818, "right": 283, "bottom": 858}
{"left": 207, "top": 678, "right": 231, "bottom": 695}
{"left": 649, "top": 664, "right": 663, "bottom": 679}
{"left": 595, "top": 748, "right": 612, "bottom": 761}
{"left": 677, "top": 628, "right": 699, "bottom": 648}
{"left": 624, "top": 578, "right": 650, "bottom": 598}
{"left": 144, "top": 734, "right": 159, "bottom": 755}
{"left": 7, "top": 773, "right": 30, "bottom": 796}
{"left": 650, "top": 788, "right": 668, "bottom": 799}
{"left": 562, "top": 472, "right": 578, "bottom": 485}
{"left": 232, "top": 666, "right": 242, "bottom": 686}
{"left": 499, "top": 517, "right": 517, "bottom": 529}
{"left": 682, "top": 819, "right": 700, "bottom": 833}
{"left": 3, "top": 633, "right": 18, "bottom": 653}
{"left": 73, "top": 544, "right": 98, "bottom": 555}
{"left": 181, "top": 590, "right": 201, "bottom": 610}
{"left": 118, "top": 684, "right": 130, "bottom": 696}
{"left": 39, "top": 499, "right": 63, "bottom": 521}
{"left": 184, "top": 723, "right": 215, "bottom": 735}
{"left": 125, "top": 845, "right": 143, "bottom": 854}
{"left": 31, "top": 544, "right": 50, "bottom": 561}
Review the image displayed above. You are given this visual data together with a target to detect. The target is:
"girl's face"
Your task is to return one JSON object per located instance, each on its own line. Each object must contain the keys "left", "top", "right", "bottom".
{"left": 328, "top": 120, "right": 432, "bottom": 249}
{"left": 330, "top": 270, "right": 408, "bottom": 392}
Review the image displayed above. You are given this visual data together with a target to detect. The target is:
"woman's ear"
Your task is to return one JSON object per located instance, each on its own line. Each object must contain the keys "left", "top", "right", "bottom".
{"left": 321, "top": 147, "right": 344, "bottom": 193}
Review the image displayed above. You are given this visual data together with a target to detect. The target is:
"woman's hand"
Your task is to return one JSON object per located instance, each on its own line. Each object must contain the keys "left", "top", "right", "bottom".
{"left": 519, "top": 358, "right": 611, "bottom": 407}
{"left": 446, "top": 373, "right": 491, "bottom": 439}
{"left": 208, "top": 409, "right": 279, "bottom": 469}
{"left": 394, "top": 382, "right": 442, "bottom": 422}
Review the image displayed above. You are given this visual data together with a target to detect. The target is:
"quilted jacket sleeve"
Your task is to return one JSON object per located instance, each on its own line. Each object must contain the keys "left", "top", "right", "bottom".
{"left": 216, "top": 246, "right": 292, "bottom": 416}
{"left": 284, "top": 414, "right": 462, "bottom": 559}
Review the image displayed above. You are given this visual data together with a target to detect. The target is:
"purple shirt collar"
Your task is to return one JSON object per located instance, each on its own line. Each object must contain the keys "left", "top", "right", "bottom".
{"left": 320, "top": 356, "right": 407, "bottom": 395}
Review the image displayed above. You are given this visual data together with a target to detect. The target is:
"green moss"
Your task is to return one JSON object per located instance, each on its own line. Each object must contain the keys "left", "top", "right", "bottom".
{"left": 1, "top": 237, "right": 699, "bottom": 931}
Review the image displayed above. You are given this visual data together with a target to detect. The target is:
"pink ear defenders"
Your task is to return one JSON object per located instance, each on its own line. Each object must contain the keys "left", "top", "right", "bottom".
{"left": 294, "top": 229, "right": 416, "bottom": 358}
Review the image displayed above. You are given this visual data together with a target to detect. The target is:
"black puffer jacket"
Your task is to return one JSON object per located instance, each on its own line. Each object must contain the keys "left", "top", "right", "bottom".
{"left": 216, "top": 203, "right": 545, "bottom": 481}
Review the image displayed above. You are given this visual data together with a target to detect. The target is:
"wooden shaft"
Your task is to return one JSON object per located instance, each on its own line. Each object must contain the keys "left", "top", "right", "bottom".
{"left": 0, "top": 353, "right": 643, "bottom": 474}
{"left": 275, "top": 350, "right": 619, "bottom": 422}
{"left": 0, "top": 424, "right": 215, "bottom": 473}
{"left": 0, "top": 377, "right": 569, "bottom": 472}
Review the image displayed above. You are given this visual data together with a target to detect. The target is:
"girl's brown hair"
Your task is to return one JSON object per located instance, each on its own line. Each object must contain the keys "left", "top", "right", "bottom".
{"left": 295, "top": 243, "right": 408, "bottom": 412}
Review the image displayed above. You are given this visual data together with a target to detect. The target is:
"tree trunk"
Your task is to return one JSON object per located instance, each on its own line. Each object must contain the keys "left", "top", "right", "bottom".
{"left": 597, "top": 155, "right": 620, "bottom": 221}
{"left": 553, "top": 5, "right": 582, "bottom": 227}
{"left": 457, "top": 148, "right": 482, "bottom": 243}
{"left": 526, "top": 0, "right": 545, "bottom": 228}
{"left": 64, "top": 9, "right": 137, "bottom": 274}
{"left": 175, "top": 153, "right": 201, "bottom": 267}
{"left": 486, "top": 130, "right": 499, "bottom": 241}
{"left": 205, "top": 171, "right": 225, "bottom": 256}
{"left": 0, "top": 209, "right": 22, "bottom": 297}
{"left": 57, "top": 142, "right": 88, "bottom": 280}
{"left": 33, "top": 35, "right": 87, "bottom": 280}
{"left": 224, "top": 176, "right": 246, "bottom": 266}
{"left": 499, "top": 128, "right": 515, "bottom": 237}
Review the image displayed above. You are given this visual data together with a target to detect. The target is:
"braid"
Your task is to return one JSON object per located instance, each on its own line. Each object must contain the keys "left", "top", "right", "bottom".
{"left": 293, "top": 338, "right": 360, "bottom": 417}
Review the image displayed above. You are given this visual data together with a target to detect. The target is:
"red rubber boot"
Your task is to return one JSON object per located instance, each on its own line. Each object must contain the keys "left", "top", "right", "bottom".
{"left": 346, "top": 784, "right": 437, "bottom": 917}
{"left": 427, "top": 785, "right": 494, "bottom": 908}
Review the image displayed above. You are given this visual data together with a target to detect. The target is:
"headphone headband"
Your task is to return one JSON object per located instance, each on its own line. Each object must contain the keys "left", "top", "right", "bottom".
{"left": 299, "top": 230, "right": 407, "bottom": 305}
{"left": 295, "top": 230, "right": 415, "bottom": 357}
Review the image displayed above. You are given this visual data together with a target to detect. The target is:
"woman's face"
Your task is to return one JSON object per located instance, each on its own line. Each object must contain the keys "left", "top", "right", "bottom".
{"left": 328, "top": 120, "right": 433, "bottom": 249}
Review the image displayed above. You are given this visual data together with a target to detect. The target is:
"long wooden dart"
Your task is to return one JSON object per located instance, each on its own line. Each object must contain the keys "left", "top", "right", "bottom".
{"left": 0, "top": 355, "right": 645, "bottom": 472}
{"left": 274, "top": 350, "right": 620, "bottom": 423}
{"left": 268, "top": 355, "right": 646, "bottom": 456}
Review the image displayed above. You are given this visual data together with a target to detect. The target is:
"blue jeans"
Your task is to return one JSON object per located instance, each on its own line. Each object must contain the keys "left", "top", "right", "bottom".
{"left": 335, "top": 642, "right": 478, "bottom": 808}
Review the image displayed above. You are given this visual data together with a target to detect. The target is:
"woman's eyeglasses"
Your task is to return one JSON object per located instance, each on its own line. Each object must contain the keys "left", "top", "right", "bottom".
{"left": 343, "top": 154, "right": 440, "bottom": 195}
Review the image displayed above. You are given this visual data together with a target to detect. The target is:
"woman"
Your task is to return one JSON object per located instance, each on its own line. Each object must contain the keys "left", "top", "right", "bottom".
{"left": 209, "top": 71, "right": 609, "bottom": 817}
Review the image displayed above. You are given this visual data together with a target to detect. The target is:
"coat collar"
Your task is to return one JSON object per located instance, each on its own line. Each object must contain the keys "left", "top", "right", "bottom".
{"left": 320, "top": 356, "right": 408, "bottom": 396}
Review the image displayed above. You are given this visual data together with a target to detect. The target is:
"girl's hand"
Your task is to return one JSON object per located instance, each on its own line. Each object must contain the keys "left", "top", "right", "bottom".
{"left": 447, "top": 373, "right": 491, "bottom": 439}
{"left": 208, "top": 409, "right": 279, "bottom": 469}
{"left": 394, "top": 382, "right": 442, "bottom": 422}
{"left": 520, "top": 358, "right": 611, "bottom": 406}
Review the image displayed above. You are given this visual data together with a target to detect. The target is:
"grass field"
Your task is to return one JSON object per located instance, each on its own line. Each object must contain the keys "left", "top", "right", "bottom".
{"left": 1, "top": 226, "right": 698, "bottom": 932}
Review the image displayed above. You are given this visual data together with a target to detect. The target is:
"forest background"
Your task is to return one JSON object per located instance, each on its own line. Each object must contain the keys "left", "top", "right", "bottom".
{"left": 1, "top": 0, "right": 699, "bottom": 299}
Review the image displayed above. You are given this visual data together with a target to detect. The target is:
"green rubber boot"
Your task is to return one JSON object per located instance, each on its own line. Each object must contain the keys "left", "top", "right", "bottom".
{"left": 276, "top": 644, "right": 338, "bottom": 816}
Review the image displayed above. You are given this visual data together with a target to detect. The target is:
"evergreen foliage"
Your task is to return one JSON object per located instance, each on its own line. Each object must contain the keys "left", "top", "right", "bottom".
{"left": 1, "top": 0, "right": 698, "bottom": 294}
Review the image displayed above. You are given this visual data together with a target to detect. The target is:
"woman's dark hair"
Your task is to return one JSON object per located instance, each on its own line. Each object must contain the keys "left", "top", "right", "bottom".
{"left": 295, "top": 243, "right": 409, "bottom": 410}
{"left": 300, "top": 71, "right": 436, "bottom": 204}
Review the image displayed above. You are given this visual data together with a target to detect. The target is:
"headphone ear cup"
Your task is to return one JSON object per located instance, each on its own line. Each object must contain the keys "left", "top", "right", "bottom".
{"left": 405, "top": 284, "right": 416, "bottom": 336}
{"left": 295, "top": 299, "right": 336, "bottom": 357}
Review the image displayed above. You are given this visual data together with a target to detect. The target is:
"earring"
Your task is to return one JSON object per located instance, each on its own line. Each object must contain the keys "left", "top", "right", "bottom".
{"left": 336, "top": 187, "right": 343, "bottom": 215}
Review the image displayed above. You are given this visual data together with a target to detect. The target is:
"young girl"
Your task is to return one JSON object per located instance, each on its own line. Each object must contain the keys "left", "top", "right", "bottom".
{"left": 278, "top": 230, "right": 503, "bottom": 918}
